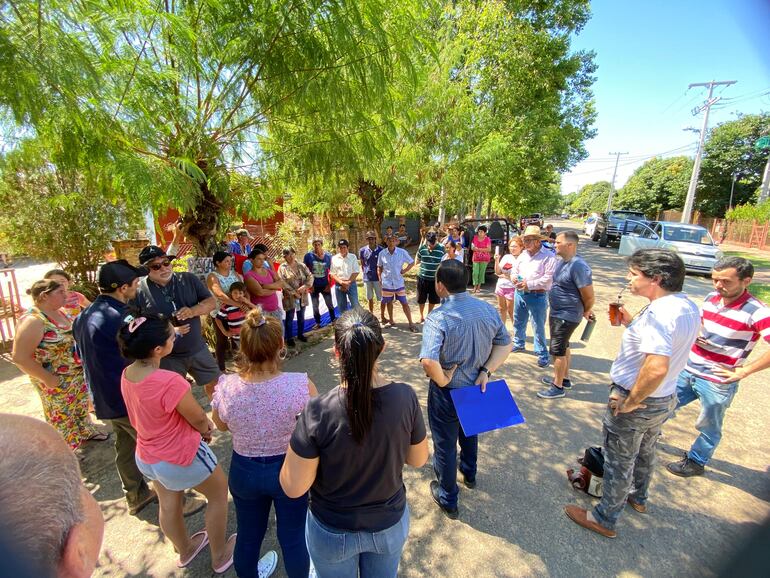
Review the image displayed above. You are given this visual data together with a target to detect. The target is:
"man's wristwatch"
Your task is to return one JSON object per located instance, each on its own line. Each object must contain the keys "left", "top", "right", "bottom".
{"left": 479, "top": 365, "right": 491, "bottom": 378}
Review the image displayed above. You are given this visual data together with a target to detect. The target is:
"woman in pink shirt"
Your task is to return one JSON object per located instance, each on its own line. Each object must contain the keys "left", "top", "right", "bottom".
{"left": 244, "top": 248, "right": 284, "bottom": 326}
{"left": 119, "top": 315, "right": 235, "bottom": 573}
{"left": 212, "top": 308, "right": 317, "bottom": 578}
{"left": 471, "top": 225, "right": 492, "bottom": 293}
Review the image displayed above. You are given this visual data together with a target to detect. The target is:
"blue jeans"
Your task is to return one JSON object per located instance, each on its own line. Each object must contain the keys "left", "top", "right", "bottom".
{"left": 306, "top": 506, "right": 409, "bottom": 578}
{"left": 334, "top": 284, "right": 360, "bottom": 313}
{"left": 228, "top": 452, "right": 310, "bottom": 578}
{"left": 513, "top": 291, "right": 549, "bottom": 362}
{"left": 427, "top": 383, "right": 477, "bottom": 510}
{"left": 675, "top": 370, "right": 739, "bottom": 466}
{"left": 284, "top": 307, "right": 305, "bottom": 340}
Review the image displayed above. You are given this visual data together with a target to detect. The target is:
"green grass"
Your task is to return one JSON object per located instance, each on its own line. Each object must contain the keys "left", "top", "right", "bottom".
{"left": 750, "top": 283, "right": 770, "bottom": 304}
{"left": 723, "top": 250, "right": 770, "bottom": 270}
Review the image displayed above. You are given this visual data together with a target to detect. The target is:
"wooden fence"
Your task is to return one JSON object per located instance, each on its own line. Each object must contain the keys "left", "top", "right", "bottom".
{"left": 0, "top": 269, "right": 21, "bottom": 353}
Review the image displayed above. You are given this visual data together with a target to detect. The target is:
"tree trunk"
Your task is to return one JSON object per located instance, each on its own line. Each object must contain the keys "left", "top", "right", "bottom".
{"left": 357, "top": 178, "right": 385, "bottom": 237}
{"left": 178, "top": 160, "right": 224, "bottom": 256}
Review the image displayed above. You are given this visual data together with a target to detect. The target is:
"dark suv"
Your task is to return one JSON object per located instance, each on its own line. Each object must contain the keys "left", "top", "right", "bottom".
{"left": 592, "top": 210, "right": 647, "bottom": 247}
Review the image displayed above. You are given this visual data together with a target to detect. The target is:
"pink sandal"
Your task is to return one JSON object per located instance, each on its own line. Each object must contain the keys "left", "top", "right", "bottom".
{"left": 213, "top": 533, "right": 238, "bottom": 574}
{"left": 177, "top": 530, "right": 209, "bottom": 568}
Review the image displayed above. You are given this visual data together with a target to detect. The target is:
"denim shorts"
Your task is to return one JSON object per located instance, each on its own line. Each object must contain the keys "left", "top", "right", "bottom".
{"left": 135, "top": 440, "right": 218, "bottom": 491}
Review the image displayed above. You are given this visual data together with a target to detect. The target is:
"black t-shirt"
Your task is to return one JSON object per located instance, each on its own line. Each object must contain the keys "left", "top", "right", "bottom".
{"left": 132, "top": 273, "right": 212, "bottom": 356}
{"left": 290, "top": 382, "right": 426, "bottom": 532}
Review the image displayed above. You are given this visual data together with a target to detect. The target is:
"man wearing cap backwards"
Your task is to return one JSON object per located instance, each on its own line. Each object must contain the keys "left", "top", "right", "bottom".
{"left": 512, "top": 225, "right": 557, "bottom": 368}
{"left": 359, "top": 231, "right": 385, "bottom": 321}
{"left": 132, "top": 245, "right": 220, "bottom": 397}
{"left": 330, "top": 238, "right": 361, "bottom": 313}
{"left": 73, "top": 260, "right": 158, "bottom": 515}
{"left": 415, "top": 232, "right": 445, "bottom": 322}
{"left": 228, "top": 228, "right": 253, "bottom": 256}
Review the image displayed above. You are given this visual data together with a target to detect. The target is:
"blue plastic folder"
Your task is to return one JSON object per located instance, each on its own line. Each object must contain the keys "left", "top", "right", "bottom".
{"left": 449, "top": 379, "right": 525, "bottom": 436}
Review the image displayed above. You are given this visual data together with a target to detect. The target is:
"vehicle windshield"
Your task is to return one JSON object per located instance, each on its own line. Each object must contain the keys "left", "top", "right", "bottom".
{"left": 610, "top": 211, "right": 645, "bottom": 220}
{"left": 662, "top": 226, "right": 714, "bottom": 245}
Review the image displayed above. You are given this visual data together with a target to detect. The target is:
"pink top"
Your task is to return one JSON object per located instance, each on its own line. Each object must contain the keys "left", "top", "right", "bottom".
{"left": 245, "top": 268, "right": 280, "bottom": 312}
{"left": 121, "top": 368, "right": 201, "bottom": 466}
{"left": 63, "top": 291, "right": 86, "bottom": 318}
{"left": 211, "top": 372, "right": 310, "bottom": 457}
{"left": 472, "top": 236, "right": 492, "bottom": 262}
{"left": 517, "top": 246, "right": 557, "bottom": 291}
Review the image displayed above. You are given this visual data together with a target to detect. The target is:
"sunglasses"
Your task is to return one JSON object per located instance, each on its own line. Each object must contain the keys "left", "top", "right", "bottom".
{"left": 149, "top": 260, "right": 173, "bottom": 271}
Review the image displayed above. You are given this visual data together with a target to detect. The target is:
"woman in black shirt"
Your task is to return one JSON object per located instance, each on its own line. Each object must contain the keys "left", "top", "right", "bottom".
{"left": 280, "top": 308, "right": 428, "bottom": 578}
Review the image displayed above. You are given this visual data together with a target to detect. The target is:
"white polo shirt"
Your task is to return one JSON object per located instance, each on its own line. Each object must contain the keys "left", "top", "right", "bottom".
{"left": 330, "top": 252, "right": 361, "bottom": 282}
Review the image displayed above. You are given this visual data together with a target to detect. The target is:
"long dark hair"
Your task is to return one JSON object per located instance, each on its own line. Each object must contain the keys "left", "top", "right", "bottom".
{"left": 334, "top": 308, "right": 384, "bottom": 444}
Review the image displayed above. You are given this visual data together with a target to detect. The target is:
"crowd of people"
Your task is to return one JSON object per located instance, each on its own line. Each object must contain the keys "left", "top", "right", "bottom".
{"left": 3, "top": 219, "right": 770, "bottom": 577}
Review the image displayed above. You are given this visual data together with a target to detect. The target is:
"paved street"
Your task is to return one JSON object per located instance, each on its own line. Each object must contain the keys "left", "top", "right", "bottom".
{"left": 1, "top": 220, "right": 768, "bottom": 577}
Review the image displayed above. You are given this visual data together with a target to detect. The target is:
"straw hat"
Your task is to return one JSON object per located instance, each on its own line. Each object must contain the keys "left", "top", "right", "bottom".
{"left": 522, "top": 225, "right": 548, "bottom": 240}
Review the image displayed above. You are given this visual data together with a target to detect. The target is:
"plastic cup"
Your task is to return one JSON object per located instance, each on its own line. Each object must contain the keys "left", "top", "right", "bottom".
{"left": 608, "top": 302, "right": 623, "bottom": 326}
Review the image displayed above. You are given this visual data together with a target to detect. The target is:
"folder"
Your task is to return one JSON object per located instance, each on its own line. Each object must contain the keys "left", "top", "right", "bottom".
{"left": 449, "top": 379, "right": 525, "bottom": 436}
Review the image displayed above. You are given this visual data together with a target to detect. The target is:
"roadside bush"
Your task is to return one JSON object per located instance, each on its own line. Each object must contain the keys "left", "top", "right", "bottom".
{"left": 726, "top": 200, "right": 770, "bottom": 222}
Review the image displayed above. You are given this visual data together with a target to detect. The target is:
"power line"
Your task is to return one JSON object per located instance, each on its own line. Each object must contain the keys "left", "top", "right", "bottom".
{"left": 566, "top": 143, "right": 697, "bottom": 176}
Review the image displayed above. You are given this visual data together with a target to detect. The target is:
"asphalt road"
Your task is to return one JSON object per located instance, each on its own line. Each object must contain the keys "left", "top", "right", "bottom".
{"left": 1, "top": 219, "right": 768, "bottom": 577}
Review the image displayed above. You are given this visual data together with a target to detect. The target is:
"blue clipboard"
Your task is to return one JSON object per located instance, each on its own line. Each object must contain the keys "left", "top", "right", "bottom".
{"left": 449, "top": 379, "right": 525, "bottom": 436}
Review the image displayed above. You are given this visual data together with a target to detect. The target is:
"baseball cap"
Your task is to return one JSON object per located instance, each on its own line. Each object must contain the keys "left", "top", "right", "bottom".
{"left": 98, "top": 260, "right": 146, "bottom": 291}
{"left": 338, "top": 239, "right": 349, "bottom": 247}
{"left": 138, "top": 245, "right": 176, "bottom": 265}
{"left": 365, "top": 230, "right": 376, "bottom": 239}
{"left": 235, "top": 228, "right": 253, "bottom": 238}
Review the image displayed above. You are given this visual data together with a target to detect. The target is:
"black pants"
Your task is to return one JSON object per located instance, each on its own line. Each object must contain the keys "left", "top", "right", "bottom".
{"left": 310, "top": 286, "right": 335, "bottom": 326}
{"left": 213, "top": 318, "right": 230, "bottom": 371}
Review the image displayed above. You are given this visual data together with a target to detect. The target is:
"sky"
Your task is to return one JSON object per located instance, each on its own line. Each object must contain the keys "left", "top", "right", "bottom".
{"left": 560, "top": 0, "right": 770, "bottom": 196}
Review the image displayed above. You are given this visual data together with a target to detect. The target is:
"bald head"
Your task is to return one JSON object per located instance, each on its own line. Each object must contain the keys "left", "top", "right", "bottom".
{"left": 0, "top": 414, "right": 104, "bottom": 577}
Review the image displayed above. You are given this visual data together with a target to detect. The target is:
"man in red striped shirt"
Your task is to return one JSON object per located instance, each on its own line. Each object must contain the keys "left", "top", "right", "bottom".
{"left": 667, "top": 256, "right": 770, "bottom": 477}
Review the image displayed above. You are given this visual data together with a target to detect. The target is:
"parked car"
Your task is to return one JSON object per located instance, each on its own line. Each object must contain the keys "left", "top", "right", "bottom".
{"left": 592, "top": 209, "right": 647, "bottom": 247}
{"left": 583, "top": 216, "right": 598, "bottom": 238}
{"left": 618, "top": 220, "right": 723, "bottom": 275}
{"left": 519, "top": 213, "right": 544, "bottom": 230}
{"left": 560, "top": 213, "right": 569, "bottom": 219}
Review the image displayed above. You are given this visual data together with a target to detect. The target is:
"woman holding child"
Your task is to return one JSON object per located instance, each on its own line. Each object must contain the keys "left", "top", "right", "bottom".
{"left": 206, "top": 251, "right": 244, "bottom": 371}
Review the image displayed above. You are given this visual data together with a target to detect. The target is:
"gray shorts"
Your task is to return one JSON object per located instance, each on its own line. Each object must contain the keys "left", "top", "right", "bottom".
{"left": 364, "top": 280, "right": 382, "bottom": 301}
{"left": 161, "top": 347, "right": 221, "bottom": 387}
{"left": 135, "top": 440, "right": 218, "bottom": 491}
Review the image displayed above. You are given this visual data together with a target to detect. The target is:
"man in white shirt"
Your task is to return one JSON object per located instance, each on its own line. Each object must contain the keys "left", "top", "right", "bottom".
{"left": 330, "top": 238, "right": 361, "bottom": 313}
{"left": 377, "top": 234, "right": 417, "bottom": 331}
{"left": 565, "top": 249, "right": 700, "bottom": 538}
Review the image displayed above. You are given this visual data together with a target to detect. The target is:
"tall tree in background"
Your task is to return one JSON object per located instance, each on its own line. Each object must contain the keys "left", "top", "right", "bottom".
{"left": 1, "top": 0, "right": 432, "bottom": 253}
{"left": 566, "top": 181, "right": 611, "bottom": 215}
{"left": 696, "top": 113, "right": 770, "bottom": 217}
{"left": 614, "top": 156, "right": 692, "bottom": 217}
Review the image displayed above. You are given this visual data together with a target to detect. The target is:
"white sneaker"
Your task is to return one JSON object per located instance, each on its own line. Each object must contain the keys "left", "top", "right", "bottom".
{"left": 258, "top": 550, "right": 278, "bottom": 578}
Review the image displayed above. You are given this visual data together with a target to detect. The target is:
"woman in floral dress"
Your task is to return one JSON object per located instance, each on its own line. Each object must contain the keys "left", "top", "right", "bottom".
{"left": 12, "top": 279, "right": 106, "bottom": 449}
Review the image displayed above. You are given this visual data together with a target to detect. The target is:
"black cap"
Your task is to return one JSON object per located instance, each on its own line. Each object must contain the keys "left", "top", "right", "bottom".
{"left": 338, "top": 239, "right": 349, "bottom": 247}
{"left": 98, "top": 260, "right": 146, "bottom": 291}
{"left": 138, "top": 245, "right": 176, "bottom": 265}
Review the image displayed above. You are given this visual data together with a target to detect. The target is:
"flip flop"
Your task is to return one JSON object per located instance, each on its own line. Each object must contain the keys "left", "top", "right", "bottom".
{"left": 86, "top": 431, "right": 111, "bottom": 442}
{"left": 409, "top": 325, "right": 418, "bottom": 333}
{"left": 212, "top": 533, "right": 238, "bottom": 574}
{"left": 177, "top": 530, "right": 209, "bottom": 568}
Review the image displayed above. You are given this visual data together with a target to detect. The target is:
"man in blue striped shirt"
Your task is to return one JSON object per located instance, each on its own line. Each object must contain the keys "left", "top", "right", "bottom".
{"left": 419, "top": 259, "right": 511, "bottom": 518}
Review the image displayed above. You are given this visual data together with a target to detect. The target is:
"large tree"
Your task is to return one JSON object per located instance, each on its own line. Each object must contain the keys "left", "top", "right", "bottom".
{"left": 614, "top": 156, "right": 692, "bottom": 217}
{"left": 566, "top": 181, "right": 611, "bottom": 214}
{"left": 696, "top": 113, "right": 770, "bottom": 217}
{"left": 1, "top": 0, "right": 432, "bottom": 253}
{"left": 272, "top": 0, "right": 597, "bottom": 224}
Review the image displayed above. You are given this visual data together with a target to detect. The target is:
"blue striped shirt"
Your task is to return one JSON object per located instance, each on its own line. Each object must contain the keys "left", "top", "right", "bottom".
{"left": 419, "top": 292, "right": 511, "bottom": 389}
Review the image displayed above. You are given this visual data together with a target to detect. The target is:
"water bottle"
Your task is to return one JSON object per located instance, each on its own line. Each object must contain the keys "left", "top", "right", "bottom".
{"left": 580, "top": 313, "right": 596, "bottom": 342}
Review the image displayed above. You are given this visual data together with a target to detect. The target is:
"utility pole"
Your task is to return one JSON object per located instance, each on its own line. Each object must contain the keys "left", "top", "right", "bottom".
{"left": 606, "top": 151, "right": 628, "bottom": 212}
{"left": 681, "top": 80, "right": 736, "bottom": 224}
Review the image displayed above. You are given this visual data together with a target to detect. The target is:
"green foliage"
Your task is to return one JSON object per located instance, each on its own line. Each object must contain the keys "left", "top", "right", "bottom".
{"left": 566, "top": 181, "right": 611, "bottom": 214}
{"left": 614, "top": 156, "right": 692, "bottom": 217}
{"left": 725, "top": 199, "right": 770, "bottom": 222}
{"left": 697, "top": 113, "right": 770, "bottom": 216}
{"left": 0, "top": 138, "right": 141, "bottom": 287}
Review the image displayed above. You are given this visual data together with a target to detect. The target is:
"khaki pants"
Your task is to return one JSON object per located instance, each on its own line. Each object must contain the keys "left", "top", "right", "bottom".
{"left": 109, "top": 416, "right": 152, "bottom": 508}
